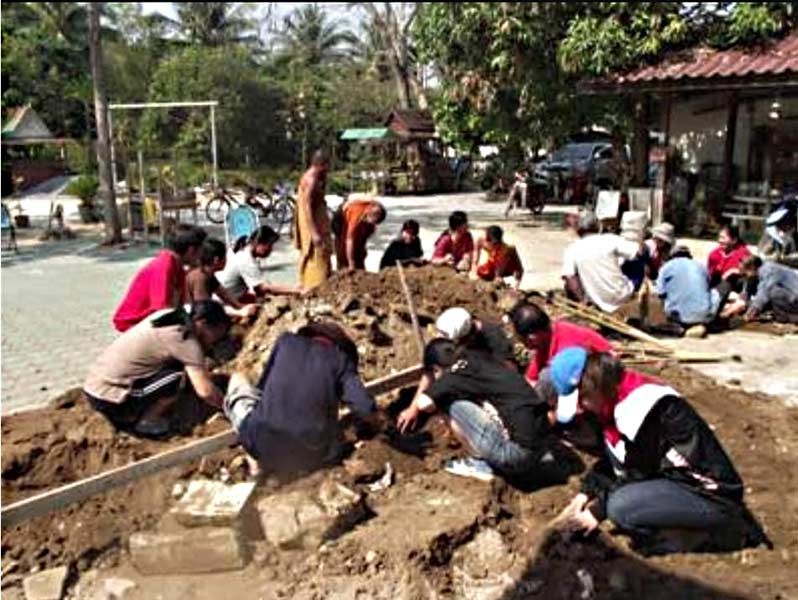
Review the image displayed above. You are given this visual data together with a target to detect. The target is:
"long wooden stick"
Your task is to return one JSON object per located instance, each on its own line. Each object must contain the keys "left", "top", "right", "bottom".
{"left": 396, "top": 261, "right": 426, "bottom": 359}
{"left": 1, "top": 365, "right": 423, "bottom": 529}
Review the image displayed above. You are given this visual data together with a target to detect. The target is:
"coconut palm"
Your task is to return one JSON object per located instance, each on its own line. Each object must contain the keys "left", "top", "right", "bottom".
{"left": 174, "top": 2, "right": 260, "bottom": 48}
{"left": 276, "top": 4, "right": 358, "bottom": 69}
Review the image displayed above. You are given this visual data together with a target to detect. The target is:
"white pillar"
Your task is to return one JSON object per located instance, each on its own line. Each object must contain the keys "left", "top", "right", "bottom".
{"left": 210, "top": 105, "right": 218, "bottom": 188}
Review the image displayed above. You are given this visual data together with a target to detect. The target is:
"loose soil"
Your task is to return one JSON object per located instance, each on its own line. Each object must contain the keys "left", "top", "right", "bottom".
{"left": 2, "top": 266, "right": 797, "bottom": 599}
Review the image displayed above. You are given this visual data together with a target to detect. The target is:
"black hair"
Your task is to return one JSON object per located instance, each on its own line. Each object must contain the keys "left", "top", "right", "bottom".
{"left": 449, "top": 211, "right": 468, "bottom": 231}
{"left": 190, "top": 300, "right": 231, "bottom": 329}
{"left": 670, "top": 246, "right": 693, "bottom": 259}
{"left": 233, "top": 225, "right": 280, "bottom": 253}
{"left": 166, "top": 224, "right": 207, "bottom": 256}
{"left": 486, "top": 225, "right": 503, "bottom": 244}
{"left": 721, "top": 223, "right": 741, "bottom": 241}
{"left": 741, "top": 255, "right": 763, "bottom": 271}
{"left": 423, "top": 338, "right": 457, "bottom": 370}
{"left": 402, "top": 219, "right": 420, "bottom": 236}
{"left": 507, "top": 301, "right": 550, "bottom": 337}
{"left": 297, "top": 320, "right": 359, "bottom": 368}
{"left": 199, "top": 238, "right": 226, "bottom": 266}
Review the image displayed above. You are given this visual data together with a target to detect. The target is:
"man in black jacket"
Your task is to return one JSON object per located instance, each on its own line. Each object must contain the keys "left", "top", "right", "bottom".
{"left": 379, "top": 219, "right": 424, "bottom": 269}
{"left": 549, "top": 347, "right": 761, "bottom": 554}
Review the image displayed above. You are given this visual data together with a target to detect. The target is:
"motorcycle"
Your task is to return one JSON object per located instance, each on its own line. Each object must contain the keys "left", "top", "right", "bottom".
{"left": 507, "top": 170, "right": 553, "bottom": 215}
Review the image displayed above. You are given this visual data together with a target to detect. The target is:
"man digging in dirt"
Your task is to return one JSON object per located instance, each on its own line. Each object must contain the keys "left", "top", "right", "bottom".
{"left": 84, "top": 300, "right": 231, "bottom": 437}
{"left": 333, "top": 197, "right": 387, "bottom": 271}
{"left": 223, "top": 320, "right": 378, "bottom": 476}
{"left": 550, "top": 348, "right": 764, "bottom": 555}
{"left": 397, "top": 338, "right": 564, "bottom": 483}
{"left": 112, "top": 224, "right": 207, "bottom": 332}
{"left": 721, "top": 255, "right": 798, "bottom": 324}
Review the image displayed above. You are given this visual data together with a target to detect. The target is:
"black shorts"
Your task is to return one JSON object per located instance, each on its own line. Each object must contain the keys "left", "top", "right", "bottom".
{"left": 85, "top": 365, "right": 184, "bottom": 430}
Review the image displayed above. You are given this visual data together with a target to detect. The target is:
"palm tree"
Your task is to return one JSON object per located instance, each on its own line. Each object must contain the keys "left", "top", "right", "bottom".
{"left": 174, "top": 2, "right": 260, "bottom": 47}
{"left": 277, "top": 4, "right": 358, "bottom": 69}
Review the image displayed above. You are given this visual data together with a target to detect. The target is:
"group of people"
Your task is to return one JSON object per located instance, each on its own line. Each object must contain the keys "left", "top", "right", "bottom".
{"left": 563, "top": 211, "right": 798, "bottom": 333}
{"left": 79, "top": 151, "right": 781, "bottom": 556}
{"left": 295, "top": 151, "right": 525, "bottom": 288}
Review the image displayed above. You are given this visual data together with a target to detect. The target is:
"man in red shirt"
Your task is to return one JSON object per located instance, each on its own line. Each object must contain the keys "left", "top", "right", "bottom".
{"left": 113, "top": 224, "right": 207, "bottom": 332}
{"left": 431, "top": 211, "right": 474, "bottom": 272}
{"left": 707, "top": 224, "right": 751, "bottom": 288}
{"left": 507, "top": 300, "right": 613, "bottom": 397}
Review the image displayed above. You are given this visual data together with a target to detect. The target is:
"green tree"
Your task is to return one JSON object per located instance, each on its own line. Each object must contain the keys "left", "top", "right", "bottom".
{"left": 174, "top": 2, "right": 260, "bottom": 48}
{"left": 141, "top": 46, "right": 291, "bottom": 168}
{"left": 276, "top": 4, "right": 358, "bottom": 69}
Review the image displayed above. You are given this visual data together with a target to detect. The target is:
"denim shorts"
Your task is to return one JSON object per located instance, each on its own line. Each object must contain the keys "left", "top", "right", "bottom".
{"left": 448, "top": 400, "right": 533, "bottom": 475}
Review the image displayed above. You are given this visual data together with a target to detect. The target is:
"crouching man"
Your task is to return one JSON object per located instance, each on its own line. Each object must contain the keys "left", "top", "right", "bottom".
{"left": 224, "top": 321, "right": 377, "bottom": 474}
{"left": 551, "top": 348, "right": 763, "bottom": 554}
{"left": 397, "top": 338, "right": 559, "bottom": 482}
{"left": 84, "top": 301, "right": 230, "bottom": 437}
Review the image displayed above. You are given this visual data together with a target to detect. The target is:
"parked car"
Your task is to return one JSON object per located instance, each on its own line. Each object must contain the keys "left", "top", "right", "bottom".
{"left": 535, "top": 142, "right": 630, "bottom": 190}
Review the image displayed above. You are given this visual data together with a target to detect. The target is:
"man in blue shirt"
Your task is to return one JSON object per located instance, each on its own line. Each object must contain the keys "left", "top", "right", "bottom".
{"left": 224, "top": 321, "right": 377, "bottom": 474}
{"left": 723, "top": 256, "right": 798, "bottom": 324}
{"left": 656, "top": 246, "right": 722, "bottom": 333}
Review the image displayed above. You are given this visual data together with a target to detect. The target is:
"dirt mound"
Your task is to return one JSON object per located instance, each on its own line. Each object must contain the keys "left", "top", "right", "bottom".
{"left": 231, "top": 266, "right": 517, "bottom": 382}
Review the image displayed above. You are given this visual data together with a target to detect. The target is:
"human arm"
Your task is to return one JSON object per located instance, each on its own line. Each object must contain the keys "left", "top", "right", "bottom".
{"left": 185, "top": 365, "right": 225, "bottom": 408}
{"left": 563, "top": 275, "right": 586, "bottom": 302}
{"left": 561, "top": 243, "right": 585, "bottom": 302}
{"left": 396, "top": 371, "right": 435, "bottom": 433}
{"left": 215, "top": 284, "right": 244, "bottom": 310}
{"left": 253, "top": 281, "right": 302, "bottom": 297}
{"left": 470, "top": 236, "right": 486, "bottom": 276}
{"left": 300, "top": 175, "right": 324, "bottom": 248}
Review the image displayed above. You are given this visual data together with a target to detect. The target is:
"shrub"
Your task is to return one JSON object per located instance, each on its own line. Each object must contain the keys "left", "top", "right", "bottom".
{"left": 65, "top": 174, "right": 99, "bottom": 203}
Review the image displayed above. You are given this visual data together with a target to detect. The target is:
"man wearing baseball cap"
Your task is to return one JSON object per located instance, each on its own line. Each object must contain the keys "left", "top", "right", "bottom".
{"left": 548, "top": 347, "right": 756, "bottom": 554}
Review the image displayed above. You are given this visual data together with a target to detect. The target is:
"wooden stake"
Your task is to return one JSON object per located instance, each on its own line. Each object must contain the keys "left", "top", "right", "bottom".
{"left": 396, "top": 261, "right": 426, "bottom": 359}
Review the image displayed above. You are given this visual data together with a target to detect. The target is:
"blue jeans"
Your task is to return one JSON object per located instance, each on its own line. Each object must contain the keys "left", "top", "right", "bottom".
{"left": 448, "top": 400, "right": 533, "bottom": 475}
{"left": 606, "top": 479, "right": 736, "bottom": 534}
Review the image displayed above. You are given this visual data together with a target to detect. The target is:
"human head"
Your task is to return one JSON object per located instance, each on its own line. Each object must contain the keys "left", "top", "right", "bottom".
{"left": 651, "top": 222, "right": 675, "bottom": 251}
{"left": 507, "top": 300, "right": 551, "bottom": 350}
{"left": 670, "top": 245, "right": 693, "bottom": 260}
{"left": 448, "top": 211, "right": 469, "bottom": 241}
{"left": 718, "top": 224, "right": 741, "bottom": 250}
{"left": 485, "top": 225, "right": 504, "bottom": 249}
{"left": 740, "top": 255, "right": 763, "bottom": 278}
{"left": 365, "top": 202, "right": 387, "bottom": 226}
{"left": 198, "top": 238, "right": 227, "bottom": 272}
{"left": 249, "top": 225, "right": 279, "bottom": 259}
{"left": 549, "top": 348, "right": 623, "bottom": 424}
{"left": 436, "top": 307, "right": 473, "bottom": 343}
{"left": 297, "top": 320, "right": 359, "bottom": 368}
{"left": 423, "top": 338, "right": 457, "bottom": 379}
{"left": 401, "top": 219, "right": 420, "bottom": 244}
{"left": 311, "top": 149, "right": 330, "bottom": 174}
{"left": 190, "top": 300, "right": 231, "bottom": 351}
{"left": 576, "top": 209, "right": 598, "bottom": 237}
{"left": 167, "top": 224, "right": 207, "bottom": 265}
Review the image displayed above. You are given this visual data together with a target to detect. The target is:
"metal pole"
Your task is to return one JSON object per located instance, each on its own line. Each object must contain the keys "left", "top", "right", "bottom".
{"left": 138, "top": 149, "right": 148, "bottom": 245}
{"left": 210, "top": 104, "right": 218, "bottom": 188}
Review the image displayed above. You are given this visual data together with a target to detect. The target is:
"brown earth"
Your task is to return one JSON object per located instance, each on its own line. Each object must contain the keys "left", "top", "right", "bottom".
{"left": 2, "top": 266, "right": 797, "bottom": 598}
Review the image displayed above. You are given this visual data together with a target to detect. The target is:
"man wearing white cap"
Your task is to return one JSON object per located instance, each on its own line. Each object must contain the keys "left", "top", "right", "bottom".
{"left": 562, "top": 211, "right": 643, "bottom": 313}
{"left": 434, "top": 307, "right": 515, "bottom": 368}
{"left": 548, "top": 347, "right": 758, "bottom": 554}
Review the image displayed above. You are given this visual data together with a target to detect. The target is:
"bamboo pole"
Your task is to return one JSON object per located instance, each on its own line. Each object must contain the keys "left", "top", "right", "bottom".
{"left": 396, "top": 261, "right": 426, "bottom": 359}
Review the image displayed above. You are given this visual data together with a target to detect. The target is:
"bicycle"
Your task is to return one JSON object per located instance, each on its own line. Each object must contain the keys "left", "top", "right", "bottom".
{"left": 205, "top": 185, "right": 296, "bottom": 232}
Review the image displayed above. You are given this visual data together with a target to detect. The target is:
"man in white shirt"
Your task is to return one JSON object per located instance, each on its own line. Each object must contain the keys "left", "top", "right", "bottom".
{"left": 217, "top": 226, "right": 301, "bottom": 302}
{"left": 562, "top": 212, "right": 642, "bottom": 313}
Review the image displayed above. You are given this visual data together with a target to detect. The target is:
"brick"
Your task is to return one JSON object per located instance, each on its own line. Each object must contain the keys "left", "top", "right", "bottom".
{"left": 23, "top": 565, "right": 68, "bottom": 600}
{"left": 171, "top": 480, "right": 256, "bottom": 527}
{"left": 129, "top": 526, "right": 247, "bottom": 575}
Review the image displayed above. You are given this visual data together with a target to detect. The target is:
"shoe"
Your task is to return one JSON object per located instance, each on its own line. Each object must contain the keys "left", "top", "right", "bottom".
{"left": 684, "top": 324, "right": 707, "bottom": 339}
{"left": 134, "top": 417, "right": 170, "bottom": 438}
{"left": 443, "top": 457, "right": 495, "bottom": 482}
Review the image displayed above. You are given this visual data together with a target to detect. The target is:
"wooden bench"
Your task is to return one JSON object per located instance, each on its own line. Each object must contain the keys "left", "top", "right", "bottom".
{"left": 721, "top": 195, "right": 773, "bottom": 233}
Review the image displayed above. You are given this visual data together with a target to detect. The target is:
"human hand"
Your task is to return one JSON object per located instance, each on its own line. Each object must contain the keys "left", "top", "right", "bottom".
{"left": 397, "top": 405, "right": 420, "bottom": 434}
{"left": 242, "top": 304, "right": 259, "bottom": 318}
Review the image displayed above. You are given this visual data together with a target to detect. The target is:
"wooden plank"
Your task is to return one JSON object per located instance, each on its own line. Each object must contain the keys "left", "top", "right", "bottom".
{"left": 1, "top": 365, "right": 423, "bottom": 529}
